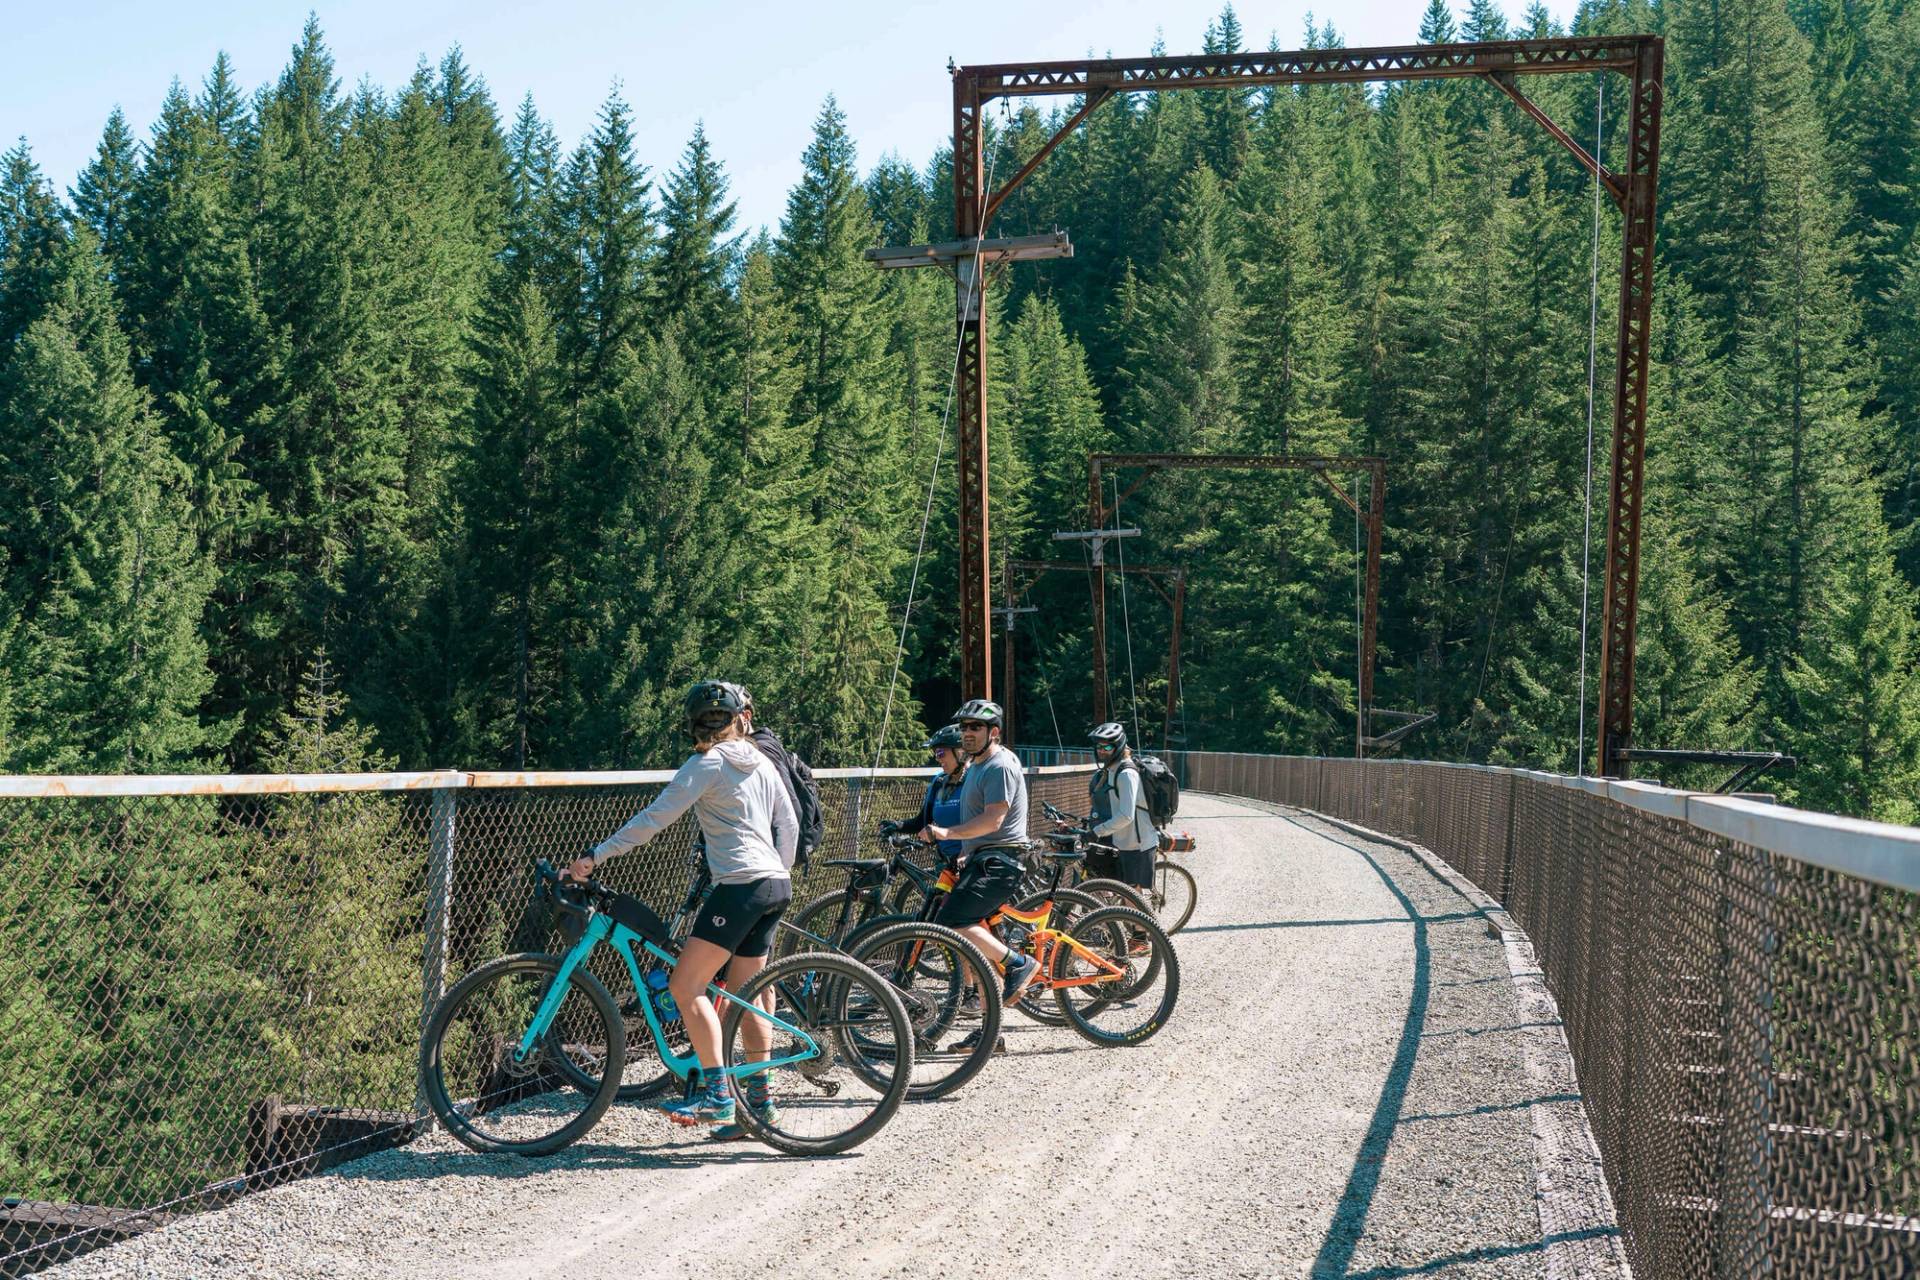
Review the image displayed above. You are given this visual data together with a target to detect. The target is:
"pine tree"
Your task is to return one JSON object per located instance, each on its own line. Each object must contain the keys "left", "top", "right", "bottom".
{"left": 0, "top": 141, "right": 69, "bottom": 385}
{"left": 656, "top": 123, "right": 740, "bottom": 365}
{"left": 1113, "top": 164, "right": 1242, "bottom": 459}
{"left": 455, "top": 277, "right": 568, "bottom": 767}
{"left": 566, "top": 332, "right": 743, "bottom": 766}
{"left": 774, "top": 99, "right": 918, "bottom": 760}
{"left": 554, "top": 91, "right": 655, "bottom": 395}
{"left": 0, "top": 230, "right": 219, "bottom": 770}
{"left": 730, "top": 236, "right": 820, "bottom": 719}
{"left": 70, "top": 108, "right": 140, "bottom": 276}
{"left": 1781, "top": 517, "right": 1920, "bottom": 821}
{"left": 251, "top": 654, "right": 419, "bottom": 1100}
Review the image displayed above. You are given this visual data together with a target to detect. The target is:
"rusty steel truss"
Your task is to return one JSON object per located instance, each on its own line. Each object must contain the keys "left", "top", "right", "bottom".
{"left": 1088, "top": 454, "right": 1384, "bottom": 754}
{"left": 941, "top": 36, "right": 1663, "bottom": 777}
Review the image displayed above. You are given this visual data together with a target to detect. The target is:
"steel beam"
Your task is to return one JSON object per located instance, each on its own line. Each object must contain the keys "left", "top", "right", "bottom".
{"left": 948, "top": 38, "right": 1662, "bottom": 765}
{"left": 953, "top": 76, "right": 991, "bottom": 699}
{"left": 1596, "top": 38, "right": 1663, "bottom": 778}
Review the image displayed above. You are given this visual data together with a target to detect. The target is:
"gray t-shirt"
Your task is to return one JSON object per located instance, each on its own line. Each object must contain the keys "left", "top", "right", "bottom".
{"left": 956, "top": 745, "right": 1028, "bottom": 858}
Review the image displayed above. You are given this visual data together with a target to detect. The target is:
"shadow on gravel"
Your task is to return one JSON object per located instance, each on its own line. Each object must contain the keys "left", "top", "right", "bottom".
{"left": 1338, "top": 1227, "right": 1622, "bottom": 1278}
{"left": 1418, "top": 1020, "right": 1564, "bottom": 1039}
{"left": 1182, "top": 911, "right": 1482, "bottom": 934}
{"left": 332, "top": 1138, "right": 810, "bottom": 1183}
{"left": 1400, "top": 1094, "right": 1581, "bottom": 1124}
{"left": 1276, "top": 814, "right": 1433, "bottom": 1280}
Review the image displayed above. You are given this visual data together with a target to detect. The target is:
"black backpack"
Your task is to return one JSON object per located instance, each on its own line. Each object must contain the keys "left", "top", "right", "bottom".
{"left": 1128, "top": 755, "right": 1181, "bottom": 828}
{"left": 750, "top": 728, "right": 825, "bottom": 867}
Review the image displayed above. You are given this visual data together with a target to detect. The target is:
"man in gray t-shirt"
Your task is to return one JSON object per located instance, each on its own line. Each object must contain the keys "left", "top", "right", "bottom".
{"left": 921, "top": 698, "right": 1040, "bottom": 1012}
{"left": 955, "top": 739, "right": 1028, "bottom": 858}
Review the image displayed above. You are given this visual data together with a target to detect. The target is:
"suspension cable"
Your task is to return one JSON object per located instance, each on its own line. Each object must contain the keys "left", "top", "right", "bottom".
{"left": 1575, "top": 80, "right": 1604, "bottom": 778}
{"left": 1113, "top": 476, "right": 1142, "bottom": 747}
{"left": 1355, "top": 481, "right": 1364, "bottom": 758}
{"left": 868, "top": 120, "right": 1002, "bottom": 777}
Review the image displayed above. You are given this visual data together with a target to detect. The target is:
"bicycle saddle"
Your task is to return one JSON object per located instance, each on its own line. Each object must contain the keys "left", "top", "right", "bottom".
{"left": 824, "top": 857, "right": 891, "bottom": 875}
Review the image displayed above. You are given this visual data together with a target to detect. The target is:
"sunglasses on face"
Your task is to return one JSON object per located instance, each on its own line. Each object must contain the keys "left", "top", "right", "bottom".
{"left": 959, "top": 721, "right": 990, "bottom": 731}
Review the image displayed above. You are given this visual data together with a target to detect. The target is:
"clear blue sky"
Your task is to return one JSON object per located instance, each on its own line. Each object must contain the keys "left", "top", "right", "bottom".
{"left": 3, "top": 1, "right": 1580, "bottom": 236}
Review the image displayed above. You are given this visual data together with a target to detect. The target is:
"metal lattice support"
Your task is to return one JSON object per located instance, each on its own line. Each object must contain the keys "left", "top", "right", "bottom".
{"left": 1596, "top": 37, "right": 1665, "bottom": 777}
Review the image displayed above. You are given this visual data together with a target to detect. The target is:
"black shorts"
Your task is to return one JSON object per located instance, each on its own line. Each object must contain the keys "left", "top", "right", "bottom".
{"left": 1087, "top": 847, "right": 1155, "bottom": 889}
{"left": 690, "top": 876, "right": 793, "bottom": 957}
{"left": 935, "top": 848, "right": 1026, "bottom": 927}
{"left": 1114, "top": 847, "right": 1155, "bottom": 889}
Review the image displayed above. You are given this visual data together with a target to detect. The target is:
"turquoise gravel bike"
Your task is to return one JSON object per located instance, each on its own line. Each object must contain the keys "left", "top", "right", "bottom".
{"left": 418, "top": 860, "right": 914, "bottom": 1157}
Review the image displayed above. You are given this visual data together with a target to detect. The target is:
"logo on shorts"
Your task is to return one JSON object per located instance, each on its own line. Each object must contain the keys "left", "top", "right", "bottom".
{"left": 711, "top": 915, "right": 727, "bottom": 927}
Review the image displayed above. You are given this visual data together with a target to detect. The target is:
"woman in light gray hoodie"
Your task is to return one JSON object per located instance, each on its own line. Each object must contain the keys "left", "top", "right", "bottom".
{"left": 566, "top": 680, "right": 796, "bottom": 1130}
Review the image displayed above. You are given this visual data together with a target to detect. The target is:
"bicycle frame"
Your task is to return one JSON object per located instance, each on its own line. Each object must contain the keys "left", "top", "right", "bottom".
{"left": 521, "top": 911, "right": 821, "bottom": 1083}
{"left": 991, "top": 897, "right": 1128, "bottom": 993}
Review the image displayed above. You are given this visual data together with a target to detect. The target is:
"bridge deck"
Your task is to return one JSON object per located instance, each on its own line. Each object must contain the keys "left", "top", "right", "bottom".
{"left": 41, "top": 796, "right": 1624, "bottom": 1280}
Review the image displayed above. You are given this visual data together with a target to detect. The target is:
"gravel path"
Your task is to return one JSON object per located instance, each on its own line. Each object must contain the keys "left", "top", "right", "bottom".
{"left": 39, "top": 794, "right": 1621, "bottom": 1279}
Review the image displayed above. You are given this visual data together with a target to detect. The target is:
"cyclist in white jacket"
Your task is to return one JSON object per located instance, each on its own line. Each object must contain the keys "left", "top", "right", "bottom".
{"left": 1087, "top": 722, "right": 1157, "bottom": 888}
{"left": 567, "top": 681, "right": 796, "bottom": 1130}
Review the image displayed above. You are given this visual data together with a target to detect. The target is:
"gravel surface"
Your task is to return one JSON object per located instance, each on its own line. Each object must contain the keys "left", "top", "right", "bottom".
{"left": 38, "top": 794, "right": 1621, "bottom": 1279}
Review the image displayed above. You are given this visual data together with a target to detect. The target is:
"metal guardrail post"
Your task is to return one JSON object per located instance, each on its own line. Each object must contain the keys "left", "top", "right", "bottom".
{"left": 417, "top": 784, "right": 456, "bottom": 1115}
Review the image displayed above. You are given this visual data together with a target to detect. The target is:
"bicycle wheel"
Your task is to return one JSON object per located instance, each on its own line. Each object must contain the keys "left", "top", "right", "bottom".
{"left": 1073, "top": 877, "right": 1154, "bottom": 916}
{"left": 1052, "top": 906, "right": 1180, "bottom": 1047}
{"left": 847, "top": 921, "right": 1003, "bottom": 1100}
{"left": 843, "top": 912, "right": 962, "bottom": 986}
{"left": 720, "top": 952, "right": 912, "bottom": 1157}
{"left": 776, "top": 888, "right": 860, "bottom": 958}
{"left": 419, "top": 953, "right": 624, "bottom": 1156}
{"left": 1002, "top": 888, "right": 1104, "bottom": 1027}
{"left": 1153, "top": 860, "right": 1198, "bottom": 934}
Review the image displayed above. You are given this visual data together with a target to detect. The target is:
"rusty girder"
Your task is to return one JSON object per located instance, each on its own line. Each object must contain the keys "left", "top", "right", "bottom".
{"left": 947, "top": 35, "right": 1662, "bottom": 778}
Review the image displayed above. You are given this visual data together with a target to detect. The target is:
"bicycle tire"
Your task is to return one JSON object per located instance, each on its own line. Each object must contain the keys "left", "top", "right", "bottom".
{"left": 721, "top": 951, "right": 913, "bottom": 1157}
{"left": 1153, "top": 860, "right": 1198, "bottom": 934}
{"left": 846, "top": 920, "right": 1003, "bottom": 1100}
{"left": 1072, "top": 877, "right": 1154, "bottom": 916}
{"left": 1003, "top": 888, "right": 1105, "bottom": 1027}
{"left": 1053, "top": 906, "right": 1180, "bottom": 1047}
{"left": 419, "top": 952, "right": 624, "bottom": 1156}
{"left": 778, "top": 888, "right": 858, "bottom": 957}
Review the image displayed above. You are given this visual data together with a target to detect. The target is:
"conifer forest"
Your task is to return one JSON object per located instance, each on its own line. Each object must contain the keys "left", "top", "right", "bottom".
{"left": 3, "top": 1, "right": 1918, "bottom": 820}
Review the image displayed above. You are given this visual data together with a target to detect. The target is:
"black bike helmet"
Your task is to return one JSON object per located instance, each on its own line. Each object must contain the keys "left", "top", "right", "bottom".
{"left": 1088, "top": 721, "right": 1128, "bottom": 751}
{"left": 952, "top": 698, "right": 1004, "bottom": 728}
{"left": 924, "top": 723, "right": 965, "bottom": 751}
{"left": 684, "top": 680, "right": 749, "bottom": 734}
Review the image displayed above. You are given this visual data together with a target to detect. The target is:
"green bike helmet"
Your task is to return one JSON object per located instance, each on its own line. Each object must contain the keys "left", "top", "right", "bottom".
{"left": 952, "top": 699, "right": 1004, "bottom": 728}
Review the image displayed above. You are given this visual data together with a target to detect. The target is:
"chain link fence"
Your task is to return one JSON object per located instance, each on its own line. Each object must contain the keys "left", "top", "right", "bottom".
{"left": 0, "top": 764, "right": 1095, "bottom": 1276}
{"left": 1179, "top": 752, "right": 1920, "bottom": 1279}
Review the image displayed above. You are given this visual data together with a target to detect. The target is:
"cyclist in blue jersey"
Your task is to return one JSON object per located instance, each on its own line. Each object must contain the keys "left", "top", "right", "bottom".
{"left": 881, "top": 724, "right": 968, "bottom": 863}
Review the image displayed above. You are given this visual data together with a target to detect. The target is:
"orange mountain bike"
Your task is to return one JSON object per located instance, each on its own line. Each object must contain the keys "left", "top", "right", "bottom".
{"left": 987, "top": 831, "right": 1180, "bottom": 1047}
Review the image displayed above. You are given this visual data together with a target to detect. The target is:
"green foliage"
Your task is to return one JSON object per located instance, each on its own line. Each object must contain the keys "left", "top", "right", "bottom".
{"left": 0, "top": 7, "right": 1913, "bottom": 812}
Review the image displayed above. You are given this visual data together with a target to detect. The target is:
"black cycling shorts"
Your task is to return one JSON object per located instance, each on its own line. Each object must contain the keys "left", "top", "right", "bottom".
{"left": 934, "top": 848, "right": 1026, "bottom": 927}
{"left": 1088, "top": 846, "right": 1155, "bottom": 889}
{"left": 1114, "top": 847, "right": 1155, "bottom": 889}
{"left": 690, "top": 876, "right": 793, "bottom": 957}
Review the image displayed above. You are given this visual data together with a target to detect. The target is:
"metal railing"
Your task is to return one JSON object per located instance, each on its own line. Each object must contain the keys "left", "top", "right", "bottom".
{"left": 0, "top": 763, "right": 1097, "bottom": 1276}
{"left": 1178, "top": 752, "right": 1920, "bottom": 1280}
